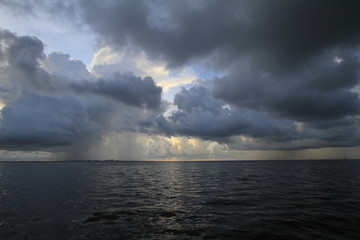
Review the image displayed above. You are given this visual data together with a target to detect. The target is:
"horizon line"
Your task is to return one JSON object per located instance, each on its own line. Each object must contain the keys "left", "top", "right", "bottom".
{"left": 0, "top": 158, "right": 358, "bottom": 163}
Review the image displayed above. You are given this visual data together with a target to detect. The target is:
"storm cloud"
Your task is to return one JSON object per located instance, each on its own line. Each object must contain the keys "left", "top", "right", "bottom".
{"left": 213, "top": 52, "right": 360, "bottom": 122}
{"left": 1, "top": 0, "right": 360, "bottom": 158}
{"left": 0, "top": 93, "right": 104, "bottom": 150}
{"left": 70, "top": 74, "right": 162, "bottom": 109}
{"left": 151, "top": 84, "right": 360, "bottom": 150}
{"left": 75, "top": 0, "right": 360, "bottom": 69}
{"left": 73, "top": 0, "right": 360, "bottom": 125}
{"left": 0, "top": 30, "right": 163, "bottom": 152}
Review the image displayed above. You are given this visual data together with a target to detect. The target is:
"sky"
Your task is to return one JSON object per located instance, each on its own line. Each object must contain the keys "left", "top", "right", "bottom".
{"left": 0, "top": 0, "right": 360, "bottom": 161}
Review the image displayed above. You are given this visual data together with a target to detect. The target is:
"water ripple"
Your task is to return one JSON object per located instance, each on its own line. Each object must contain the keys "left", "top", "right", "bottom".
{"left": 1, "top": 160, "right": 360, "bottom": 239}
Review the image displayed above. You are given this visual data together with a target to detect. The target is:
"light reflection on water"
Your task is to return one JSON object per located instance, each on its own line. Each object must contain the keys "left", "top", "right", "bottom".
{"left": 1, "top": 160, "right": 360, "bottom": 239}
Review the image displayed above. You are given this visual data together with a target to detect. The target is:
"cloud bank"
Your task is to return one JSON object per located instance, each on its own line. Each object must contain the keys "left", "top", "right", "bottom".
{"left": 0, "top": 30, "right": 162, "bottom": 155}
{"left": 1, "top": 0, "right": 360, "bottom": 159}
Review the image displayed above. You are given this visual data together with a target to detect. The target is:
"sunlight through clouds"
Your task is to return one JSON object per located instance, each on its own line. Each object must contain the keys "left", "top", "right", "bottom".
{"left": 91, "top": 46, "right": 197, "bottom": 92}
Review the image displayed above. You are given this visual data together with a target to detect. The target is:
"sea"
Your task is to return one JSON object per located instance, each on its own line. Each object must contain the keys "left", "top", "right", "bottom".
{"left": 1, "top": 160, "right": 360, "bottom": 240}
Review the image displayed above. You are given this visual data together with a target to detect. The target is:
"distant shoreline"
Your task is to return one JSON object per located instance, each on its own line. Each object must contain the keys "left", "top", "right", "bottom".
{"left": 1, "top": 159, "right": 359, "bottom": 163}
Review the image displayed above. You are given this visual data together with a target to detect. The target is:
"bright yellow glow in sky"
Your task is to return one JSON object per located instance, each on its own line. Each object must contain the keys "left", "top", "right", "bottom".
{"left": 91, "top": 47, "right": 197, "bottom": 92}
{"left": 0, "top": 101, "right": 5, "bottom": 119}
{"left": 169, "top": 136, "right": 183, "bottom": 153}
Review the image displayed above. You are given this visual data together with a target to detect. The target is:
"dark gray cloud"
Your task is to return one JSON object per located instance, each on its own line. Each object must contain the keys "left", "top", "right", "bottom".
{"left": 2, "top": 1, "right": 360, "bottom": 153}
{"left": 70, "top": 74, "right": 162, "bottom": 109}
{"left": 0, "top": 29, "right": 162, "bottom": 110}
{"left": 150, "top": 85, "right": 360, "bottom": 150}
{"left": 0, "top": 30, "right": 163, "bottom": 152}
{"left": 0, "top": 29, "right": 61, "bottom": 92}
{"left": 149, "top": 86, "right": 300, "bottom": 142}
{"left": 166, "top": 107, "right": 298, "bottom": 142}
{"left": 174, "top": 86, "right": 223, "bottom": 115}
{"left": 0, "top": 93, "right": 104, "bottom": 150}
{"left": 213, "top": 50, "right": 360, "bottom": 122}
{"left": 75, "top": 0, "right": 360, "bottom": 70}
{"left": 73, "top": 0, "right": 360, "bottom": 139}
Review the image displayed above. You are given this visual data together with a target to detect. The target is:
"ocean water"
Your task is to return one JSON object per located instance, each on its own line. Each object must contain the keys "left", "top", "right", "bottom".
{"left": 1, "top": 160, "right": 360, "bottom": 240}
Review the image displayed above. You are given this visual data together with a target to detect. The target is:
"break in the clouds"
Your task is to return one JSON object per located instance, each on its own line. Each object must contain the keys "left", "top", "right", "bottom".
{"left": 1, "top": 0, "right": 360, "bottom": 159}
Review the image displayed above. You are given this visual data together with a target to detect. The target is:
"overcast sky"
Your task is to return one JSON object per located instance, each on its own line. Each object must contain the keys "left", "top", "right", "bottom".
{"left": 0, "top": 0, "right": 360, "bottom": 161}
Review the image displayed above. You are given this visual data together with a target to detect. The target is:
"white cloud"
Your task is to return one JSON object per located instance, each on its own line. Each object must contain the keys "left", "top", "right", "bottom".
{"left": 90, "top": 46, "right": 198, "bottom": 93}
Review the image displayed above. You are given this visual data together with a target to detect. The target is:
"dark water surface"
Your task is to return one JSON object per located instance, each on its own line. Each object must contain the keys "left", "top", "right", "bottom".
{"left": 1, "top": 160, "right": 360, "bottom": 239}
